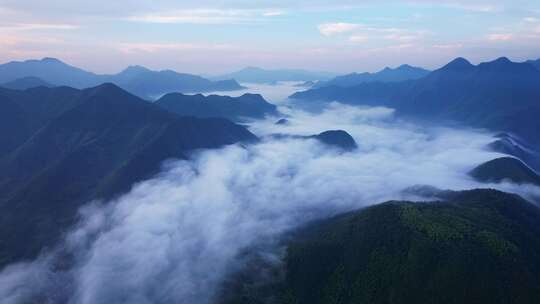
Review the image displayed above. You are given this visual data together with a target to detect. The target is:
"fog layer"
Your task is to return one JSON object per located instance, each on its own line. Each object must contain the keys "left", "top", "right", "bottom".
{"left": 2, "top": 99, "right": 539, "bottom": 304}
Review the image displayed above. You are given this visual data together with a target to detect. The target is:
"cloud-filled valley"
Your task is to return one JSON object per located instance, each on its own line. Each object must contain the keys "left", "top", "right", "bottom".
{"left": 2, "top": 95, "right": 538, "bottom": 304}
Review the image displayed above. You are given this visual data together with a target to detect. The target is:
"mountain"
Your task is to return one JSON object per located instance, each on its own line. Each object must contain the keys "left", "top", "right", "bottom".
{"left": 470, "top": 157, "right": 540, "bottom": 186}
{"left": 314, "top": 64, "right": 430, "bottom": 88}
{"left": 109, "top": 65, "right": 245, "bottom": 99}
{"left": 155, "top": 92, "right": 278, "bottom": 122}
{"left": 0, "top": 58, "right": 244, "bottom": 99}
{"left": 291, "top": 57, "right": 540, "bottom": 144}
{"left": 311, "top": 130, "right": 358, "bottom": 151}
{"left": 488, "top": 133, "right": 540, "bottom": 172}
{"left": 213, "top": 67, "right": 335, "bottom": 84}
{"left": 0, "top": 57, "right": 101, "bottom": 88}
{"left": 0, "top": 83, "right": 257, "bottom": 267}
{"left": 225, "top": 189, "right": 540, "bottom": 304}
{"left": 0, "top": 76, "right": 54, "bottom": 90}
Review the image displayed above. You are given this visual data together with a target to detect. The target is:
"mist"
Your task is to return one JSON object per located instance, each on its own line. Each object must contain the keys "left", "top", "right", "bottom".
{"left": 1, "top": 100, "right": 539, "bottom": 304}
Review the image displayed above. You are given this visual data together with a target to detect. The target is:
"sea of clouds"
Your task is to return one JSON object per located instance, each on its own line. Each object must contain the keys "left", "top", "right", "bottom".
{"left": 1, "top": 93, "right": 539, "bottom": 303}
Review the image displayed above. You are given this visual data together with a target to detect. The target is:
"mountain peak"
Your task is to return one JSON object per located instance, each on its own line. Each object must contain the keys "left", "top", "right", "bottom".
{"left": 492, "top": 56, "right": 511, "bottom": 64}
{"left": 397, "top": 64, "right": 414, "bottom": 70}
{"left": 121, "top": 65, "right": 151, "bottom": 74}
{"left": 40, "top": 57, "right": 63, "bottom": 64}
{"left": 88, "top": 82, "right": 128, "bottom": 96}
{"left": 440, "top": 57, "right": 474, "bottom": 71}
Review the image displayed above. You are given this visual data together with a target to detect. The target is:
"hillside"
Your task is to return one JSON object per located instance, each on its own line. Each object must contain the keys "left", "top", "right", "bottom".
{"left": 470, "top": 157, "right": 540, "bottom": 186}
{"left": 0, "top": 76, "right": 53, "bottom": 90}
{"left": 225, "top": 189, "right": 540, "bottom": 304}
{"left": 0, "top": 83, "right": 257, "bottom": 267}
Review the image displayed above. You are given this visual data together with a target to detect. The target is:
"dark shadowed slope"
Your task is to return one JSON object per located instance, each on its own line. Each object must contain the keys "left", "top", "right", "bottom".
{"left": 0, "top": 83, "right": 257, "bottom": 267}
{"left": 291, "top": 57, "right": 540, "bottom": 144}
{"left": 155, "top": 92, "right": 278, "bottom": 122}
{"left": 213, "top": 67, "right": 335, "bottom": 84}
{"left": 0, "top": 58, "right": 244, "bottom": 99}
{"left": 470, "top": 157, "right": 540, "bottom": 186}
{"left": 527, "top": 58, "right": 540, "bottom": 70}
{"left": 226, "top": 189, "right": 540, "bottom": 304}
{"left": 314, "top": 64, "right": 430, "bottom": 88}
{"left": 0, "top": 76, "right": 54, "bottom": 90}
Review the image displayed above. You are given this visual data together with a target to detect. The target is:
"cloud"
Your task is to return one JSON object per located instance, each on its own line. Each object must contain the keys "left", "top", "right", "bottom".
{"left": 263, "top": 10, "right": 286, "bottom": 17}
{"left": 318, "top": 22, "right": 361, "bottom": 36}
{"left": 487, "top": 33, "right": 514, "bottom": 41}
{"left": 126, "top": 9, "right": 257, "bottom": 24}
{"left": 349, "top": 34, "right": 369, "bottom": 43}
{"left": 4, "top": 100, "right": 538, "bottom": 303}
{"left": 117, "top": 42, "right": 235, "bottom": 54}
{"left": 444, "top": 3, "right": 502, "bottom": 13}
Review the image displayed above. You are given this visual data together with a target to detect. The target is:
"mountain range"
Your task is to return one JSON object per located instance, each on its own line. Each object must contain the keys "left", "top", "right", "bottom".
{"left": 213, "top": 67, "right": 336, "bottom": 84}
{"left": 0, "top": 58, "right": 244, "bottom": 99}
{"left": 0, "top": 83, "right": 257, "bottom": 267}
{"left": 291, "top": 57, "right": 540, "bottom": 145}
{"left": 313, "top": 64, "right": 430, "bottom": 88}
{"left": 155, "top": 92, "right": 278, "bottom": 122}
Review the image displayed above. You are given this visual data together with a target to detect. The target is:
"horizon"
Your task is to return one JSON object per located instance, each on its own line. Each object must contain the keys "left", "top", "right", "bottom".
{"left": 1, "top": 0, "right": 539, "bottom": 74}
{"left": 1, "top": 54, "right": 536, "bottom": 77}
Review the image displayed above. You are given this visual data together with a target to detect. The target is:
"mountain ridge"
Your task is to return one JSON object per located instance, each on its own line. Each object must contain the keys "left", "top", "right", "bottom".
{"left": 0, "top": 58, "right": 244, "bottom": 99}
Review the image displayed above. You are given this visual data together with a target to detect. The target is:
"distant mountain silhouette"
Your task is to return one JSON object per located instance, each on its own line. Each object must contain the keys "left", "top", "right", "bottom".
{"left": 155, "top": 92, "right": 278, "bottom": 122}
{"left": 291, "top": 57, "right": 540, "bottom": 144}
{"left": 213, "top": 67, "right": 335, "bottom": 84}
{"left": 0, "top": 58, "right": 244, "bottom": 99}
{"left": 314, "top": 64, "right": 430, "bottom": 88}
{"left": 226, "top": 189, "right": 540, "bottom": 304}
{"left": 0, "top": 76, "right": 54, "bottom": 90}
{"left": 0, "top": 83, "right": 257, "bottom": 267}
{"left": 0, "top": 57, "right": 101, "bottom": 88}
{"left": 109, "top": 65, "right": 245, "bottom": 99}
{"left": 470, "top": 157, "right": 540, "bottom": 186}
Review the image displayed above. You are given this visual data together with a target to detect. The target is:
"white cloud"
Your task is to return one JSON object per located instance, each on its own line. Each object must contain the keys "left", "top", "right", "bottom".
{"left": 127, "top": 9, "right": 256, "bottom": 24}
{"left": 487, "top": 33, "right": 513, "bottom": 41}
{"left": 4, "top": 101, "right": 533, "bottom": 303}
{"left": 349, "top": 34, "right": 369, "bottom": 43}
{"left": 318, "top": 22, "right": 361, "bottom": 36}
{"left": 263, "top": 10, "right": 286, "bottom": 17}
{"left": 117, "top": 42, "right": 235, "bottom": 54}
{"left": 523, "top": 17, "right": 540, "bottom": 23}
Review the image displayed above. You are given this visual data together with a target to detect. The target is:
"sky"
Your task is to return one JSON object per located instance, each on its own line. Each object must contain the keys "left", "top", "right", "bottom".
{"left": 0, "top": 0, "right": 539, "bottom": 74}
